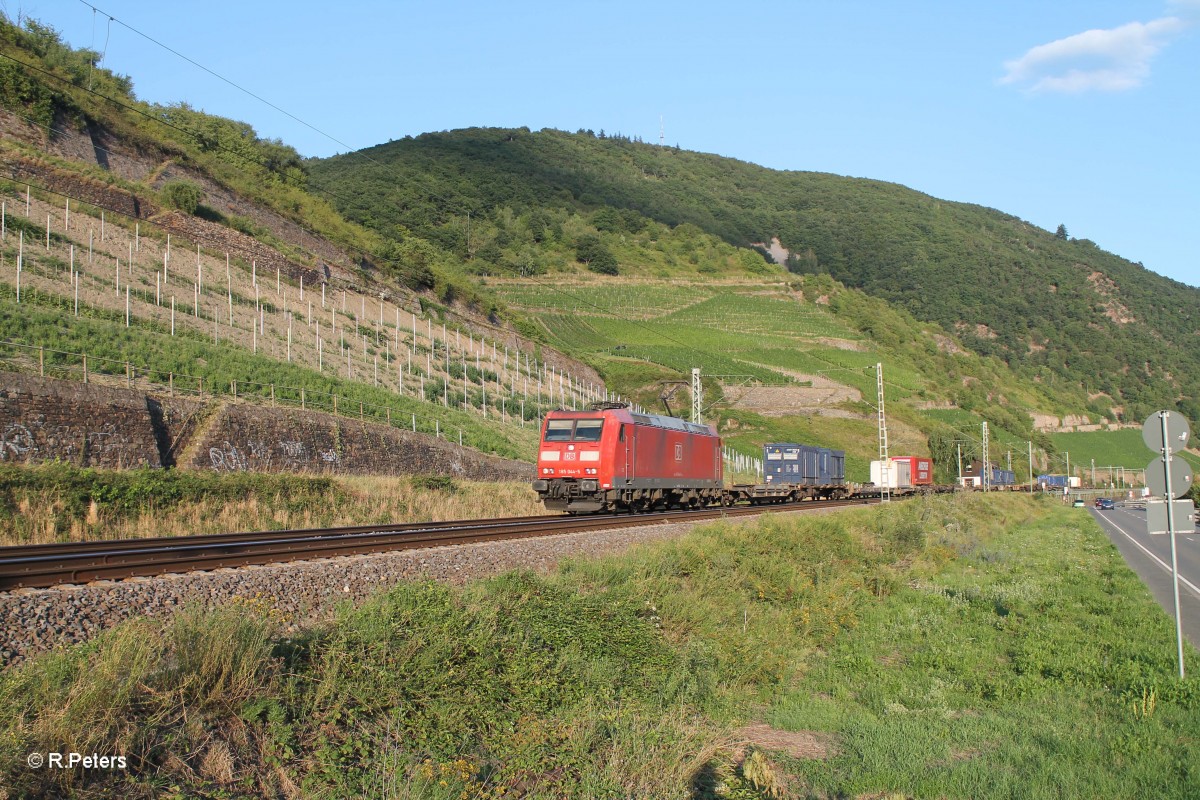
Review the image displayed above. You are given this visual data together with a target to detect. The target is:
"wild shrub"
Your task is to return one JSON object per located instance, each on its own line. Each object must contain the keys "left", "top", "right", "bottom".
{"left": 160, "top": 179, "right": 203, "bottom": 215}
{"left": 409, "top": 474, "right": 458, "bottom": 493}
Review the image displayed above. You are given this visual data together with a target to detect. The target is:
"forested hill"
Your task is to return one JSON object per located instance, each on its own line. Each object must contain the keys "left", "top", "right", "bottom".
{"left": 310, "top": 127, "right": 1200, "bottom": 423}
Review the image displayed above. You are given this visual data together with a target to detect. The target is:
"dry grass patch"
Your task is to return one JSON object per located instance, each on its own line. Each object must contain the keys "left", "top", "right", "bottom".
{"left": 0, "top": 466, "right": 547, "bottom": 545}
{"left": 735, "top": 722, "right": 838, "bottom": 761}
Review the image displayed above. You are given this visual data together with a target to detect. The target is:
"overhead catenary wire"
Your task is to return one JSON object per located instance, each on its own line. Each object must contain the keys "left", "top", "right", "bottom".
{"left": 77, "top": 1, "right": 369, "bottom": 162}
{"left": 0, "top": 51, "right": 392, "bottom": 270}
{"left": 72, "top": 1, "right": 479, "bottom": 222}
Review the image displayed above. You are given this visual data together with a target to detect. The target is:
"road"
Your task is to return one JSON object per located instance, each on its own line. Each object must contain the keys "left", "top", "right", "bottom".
{"left": 1088, "top": 503, "right": 1200, "bottom": 651}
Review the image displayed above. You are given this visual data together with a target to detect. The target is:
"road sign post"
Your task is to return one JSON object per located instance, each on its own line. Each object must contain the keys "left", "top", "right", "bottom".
{"left": 1146, "top": 499, "right": 1196, "bottom": 534}
{"left": 1143, "top": 410, "right": 1193, "bottom": 679}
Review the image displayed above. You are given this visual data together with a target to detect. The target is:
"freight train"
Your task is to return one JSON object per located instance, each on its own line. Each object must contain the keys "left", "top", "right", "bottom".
{"left": 531, "top": 404, "right": 857, "bottom": 513}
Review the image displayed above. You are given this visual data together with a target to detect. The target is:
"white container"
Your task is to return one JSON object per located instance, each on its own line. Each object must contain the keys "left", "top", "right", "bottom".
{"left": 870, "top": 459, "right": 911, "bottom": 488}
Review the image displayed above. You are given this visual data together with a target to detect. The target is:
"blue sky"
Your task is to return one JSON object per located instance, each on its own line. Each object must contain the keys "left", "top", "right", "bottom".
{"left": 28, "top": 0, "right": 1200, "bottom": 287}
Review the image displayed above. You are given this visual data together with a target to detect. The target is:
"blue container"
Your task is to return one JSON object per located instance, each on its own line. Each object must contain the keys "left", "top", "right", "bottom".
{"left": 992, "top": 468, "right": 1016, "bottom": 486}
{"left": 764, "top": 443, "right": 845, "bottom": 486}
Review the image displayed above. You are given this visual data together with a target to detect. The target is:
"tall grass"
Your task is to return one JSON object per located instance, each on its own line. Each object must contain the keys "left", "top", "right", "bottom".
{"left": 0, "top": 463, "right": 546, "bottom": 545}
{"left": 2, "top": 495, "right": 1196, "bottom": 798}
{"left": 767, "top": 499, "right": 1200, "bottom": 799}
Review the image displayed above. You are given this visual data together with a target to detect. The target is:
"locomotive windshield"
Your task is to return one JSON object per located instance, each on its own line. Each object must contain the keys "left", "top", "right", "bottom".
{"left": 544, "top": 420, "right": 575, "bottom": 441}
{"left": 573, "top": 419, "right": 603, "bottom": 441}
{"left": 543, "top": 418, "right": 604, "bottom": 442}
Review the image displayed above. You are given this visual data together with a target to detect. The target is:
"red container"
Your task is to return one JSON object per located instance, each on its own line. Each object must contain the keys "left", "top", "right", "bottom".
{"left": 890, "top": 456, "right": 934, "bottom": 486}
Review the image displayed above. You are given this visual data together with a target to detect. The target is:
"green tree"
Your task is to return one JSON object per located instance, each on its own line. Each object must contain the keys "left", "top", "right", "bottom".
{"left": 575, "top": 234, "right": 618, "bottom": 275}
{"left": 1055, "top": 224, "right": 1069, "bottom": 240}
{"left": 592, "top": 207, "right": 626, "bottom": 233}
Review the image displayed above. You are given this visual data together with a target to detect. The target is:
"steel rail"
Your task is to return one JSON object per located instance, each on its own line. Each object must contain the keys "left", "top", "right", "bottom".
{"left": 0, "top": 499, "right": 874, "bottom": 591}
{"left": 0, "top": 514, "right": 565, "bottom": 558}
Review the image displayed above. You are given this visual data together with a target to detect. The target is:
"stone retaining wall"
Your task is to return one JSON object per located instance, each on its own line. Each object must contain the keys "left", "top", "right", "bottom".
{"left": 188, "top": 403, "right": 532, "bottom": 481}
{"left": 0, "top": 373, "right": 164, "bottom": 468}
{"left": 0, "top": 374, "right": 531, "bottom": 480}
{"left": 4, "top": 155, "right": 154, "bottom": 220}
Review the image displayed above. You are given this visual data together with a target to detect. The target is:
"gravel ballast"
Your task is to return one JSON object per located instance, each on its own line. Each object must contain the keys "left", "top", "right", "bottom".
{"left": 0, "top": 508, "right": 844, "bottom": 669}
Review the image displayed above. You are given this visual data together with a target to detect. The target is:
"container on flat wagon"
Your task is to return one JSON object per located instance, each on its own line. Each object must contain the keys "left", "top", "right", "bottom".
{"left": 764, "top": 443, "right": 844, "bottom": 485}
{"left": 870, "top": 459, "right": 911, "bottom": 488}
{"left": 891, "top": 456, "right": 934, "bottom": 486}
{"left": 1038, "top": 474, "right": 1069, "bottom": 489}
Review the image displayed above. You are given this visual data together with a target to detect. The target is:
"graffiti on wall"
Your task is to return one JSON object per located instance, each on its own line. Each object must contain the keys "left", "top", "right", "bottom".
{"left": 209, "top": 438, "right": 339, "bottom": 472}
{"left": 0, "top": 423, "right": 34, "bottom": 461}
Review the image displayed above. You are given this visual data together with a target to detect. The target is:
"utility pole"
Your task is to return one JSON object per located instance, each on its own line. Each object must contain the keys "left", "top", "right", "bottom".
{"left": 957, "top": 443, "right": 963, "bottom": 486}
{"left": 691, "top": 367, "right": 702, "bottom": 424}
{"left": 1028, "top": 441, "right": 1034, "bottom": 493}
{"left": 876, "top": 363, "right": 890, "bottom": 503}
{"left": 981, "top": 422, "right": 990, "bottom": 492}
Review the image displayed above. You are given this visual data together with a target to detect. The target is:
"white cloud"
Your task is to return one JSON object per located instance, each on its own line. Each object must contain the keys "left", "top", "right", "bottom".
{"left": 1001, "top": 16, "right": 1189, "bottom": 92}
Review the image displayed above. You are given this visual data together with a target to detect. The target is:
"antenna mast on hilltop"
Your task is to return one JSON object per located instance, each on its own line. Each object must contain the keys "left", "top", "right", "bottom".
{"left": 659, "top": 115, "right": 664, "bottom": 147}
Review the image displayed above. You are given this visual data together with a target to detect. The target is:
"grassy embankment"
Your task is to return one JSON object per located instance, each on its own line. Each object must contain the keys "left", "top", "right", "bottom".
{"left": 2, "top": 494, "right": 1197, "bottom": 798}
{"left": 0, "top": 463, "right": 545, "bottom": 546}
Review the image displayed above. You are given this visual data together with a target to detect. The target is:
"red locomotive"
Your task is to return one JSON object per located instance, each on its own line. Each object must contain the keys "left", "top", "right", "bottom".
{"left": 531, "top": 404, "right": 725, "bottom": 513}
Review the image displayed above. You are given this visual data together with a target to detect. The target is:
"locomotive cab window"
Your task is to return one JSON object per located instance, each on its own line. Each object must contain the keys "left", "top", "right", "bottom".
{"left": 544, "top": 420, "right": 575, "bottom": 442}
{"left": 543, "top": 418, "right": 604, "bottom": 442}
{"left": 573, "top": 419, "right": 604, "bottom": 442}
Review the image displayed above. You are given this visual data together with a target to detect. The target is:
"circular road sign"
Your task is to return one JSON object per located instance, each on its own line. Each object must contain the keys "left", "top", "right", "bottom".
{"left": 1143, "top": 411, "right": 1191, "bottom": 453}
{"left": 1145, "top": 455, "right": 1194, "bottom": 498}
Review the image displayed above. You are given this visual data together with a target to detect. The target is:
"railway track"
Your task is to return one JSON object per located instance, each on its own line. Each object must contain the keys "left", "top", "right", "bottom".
{"left": 0, "top": 498, "right": 875, "bottom": 591}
